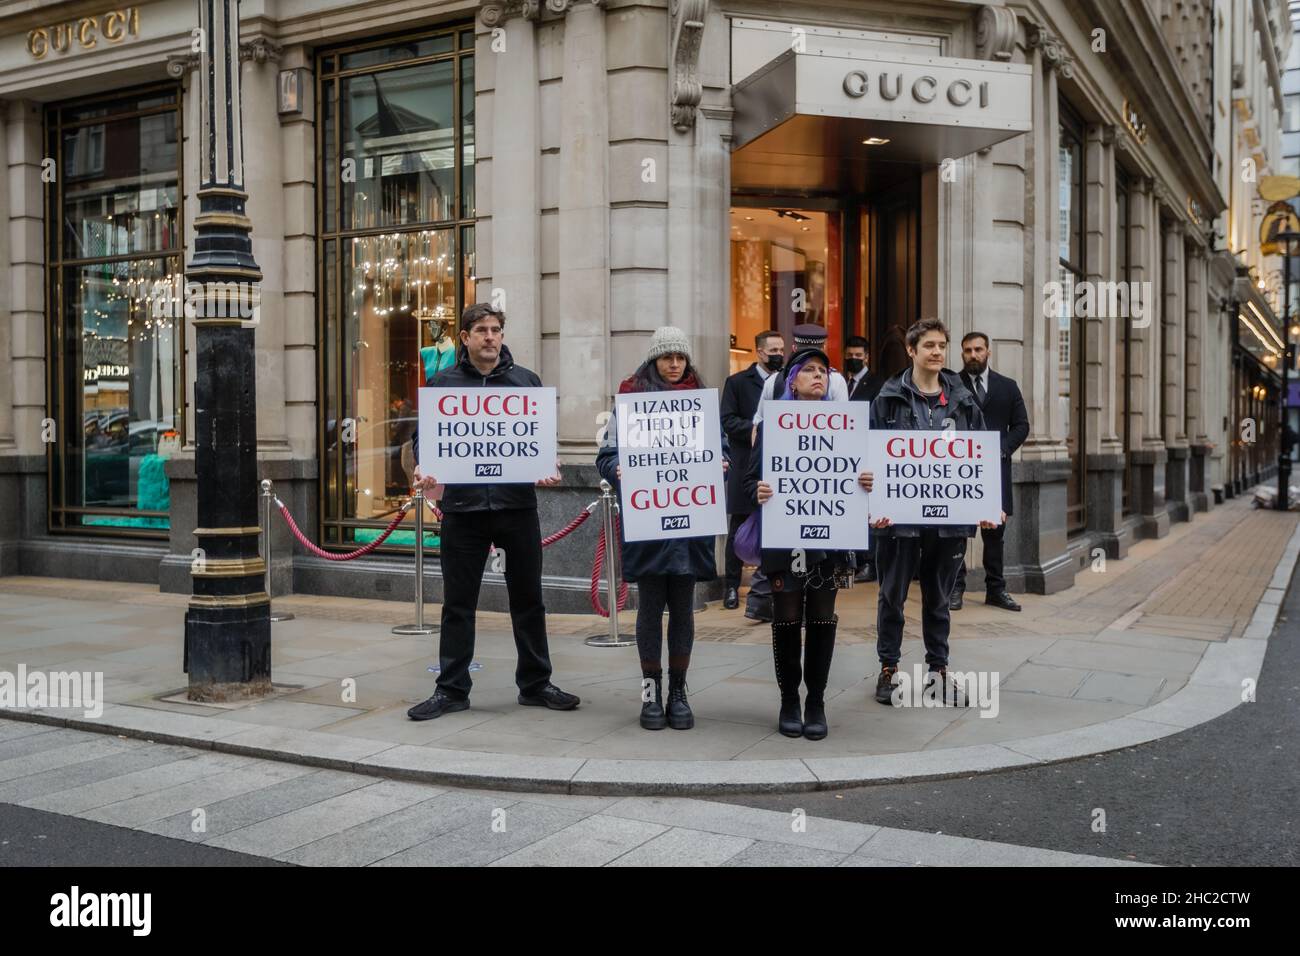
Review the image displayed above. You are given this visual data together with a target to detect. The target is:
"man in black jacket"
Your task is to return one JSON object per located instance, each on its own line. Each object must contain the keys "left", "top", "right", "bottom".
{"left": 950, "top": 332, "right": 1030, "bottom": 612}
{"left": 719, "top": 329, "right": 783, "bottom": 614}
{"left": 871, "top": 319, "right": 1004, "bottom": 706}
{"left": 845, "top": 335, "right": 884, "bottom": 582}
{"left": 407, "top": 302, "right": 579, "bottom": 720}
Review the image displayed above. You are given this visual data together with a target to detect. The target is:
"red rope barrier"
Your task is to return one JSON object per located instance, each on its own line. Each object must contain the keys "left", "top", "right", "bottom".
{"left": 277, "top": 497, "right": 413, "bottom": 561}
{"left": 541, "top": 505, "right": 594, "bottom": 548}
{"left": 590, "top": 511, "right": 629, "bottom": 617}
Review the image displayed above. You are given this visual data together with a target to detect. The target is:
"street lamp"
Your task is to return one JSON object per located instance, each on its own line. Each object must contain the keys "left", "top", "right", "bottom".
{"left": 181, "top": 0, "right": 271, "bottom": 700}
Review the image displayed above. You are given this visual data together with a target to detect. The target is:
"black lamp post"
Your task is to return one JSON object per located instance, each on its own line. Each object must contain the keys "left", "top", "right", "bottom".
{"left": 181, "top": 0, "right": 271, "bottom": 699}
{"left": 1277, "top": 229, "right": 1299, "bottom": 511}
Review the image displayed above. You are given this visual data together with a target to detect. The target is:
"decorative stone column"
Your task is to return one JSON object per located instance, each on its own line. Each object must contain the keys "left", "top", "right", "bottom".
{"left": 1009, "top": 17, "right": 1074, "bottom": 594}
{"left": 1162, "top": 218, "right": 1191, "bottom": 522}
{"left": 1129, "top": 178, "right": 1169, "bottom": 537}
{"left": 1084, "top": 123, "right": 1129, "bottom": 558}
{"left": 556, "top": 0, "right": 610, "bottom": 459}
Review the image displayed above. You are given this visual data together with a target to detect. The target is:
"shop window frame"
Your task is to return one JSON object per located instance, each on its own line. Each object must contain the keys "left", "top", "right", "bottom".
{"left": 44, "top": 81, "right": 185, "bottom": 540}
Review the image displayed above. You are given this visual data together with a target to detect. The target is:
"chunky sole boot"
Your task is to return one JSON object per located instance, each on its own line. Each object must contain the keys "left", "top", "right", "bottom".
{"left": 666, "top": 668, "right": 694, "bottom": 730}
{"left": 772, "top": 619, "right": 804, "bottom": 737}
{"left": 639, "top": 671, "right": 667, "bottom": 730}
{"left": 875, "top": 665, "right": 898, "bottom": 705}
{"left": 801, "top": 615, "right": 836, "bottom": 740}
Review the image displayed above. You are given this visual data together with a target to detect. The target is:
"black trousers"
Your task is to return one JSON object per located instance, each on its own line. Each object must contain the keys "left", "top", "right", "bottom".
{"left": 724, "top": 512, "right": 749, "bottom": 589}
{"left": 876, "top": 530, "right": 966, "bottom": 669}
{"left": 436, "top": 508, "right": 552, "bottom": 700}
{"left": 953, "top": 522, "right": 1007, "bottom": 595}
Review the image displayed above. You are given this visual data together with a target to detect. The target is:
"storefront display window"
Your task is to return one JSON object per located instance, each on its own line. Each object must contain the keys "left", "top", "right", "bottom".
{"left": 319, "top": 27, "right": 475, "bottom": 549}
{"left": 46, "top": 86, "right": 183, "bottom": 536}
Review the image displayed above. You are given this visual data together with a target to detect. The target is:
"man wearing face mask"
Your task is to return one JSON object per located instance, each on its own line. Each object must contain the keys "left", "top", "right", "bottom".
{"left": 844, "top": 336, "right": 884, "bottom": 582}
{"left": 950, "top": 332, "right": 1029, "bottom": 612}
{"left": 721, "top": 330, "right": 784, "bottom": 617}
{"left": 844, "top": 336, "right": 884, "bottom": 403}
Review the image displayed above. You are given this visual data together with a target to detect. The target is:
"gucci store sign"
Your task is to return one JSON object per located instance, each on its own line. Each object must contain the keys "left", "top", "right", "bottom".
{"left": 27, "top": 7, "right": 141, "bottom": 60}
{"left": 732, "top": 48, "right": 1031, "bottom": 162}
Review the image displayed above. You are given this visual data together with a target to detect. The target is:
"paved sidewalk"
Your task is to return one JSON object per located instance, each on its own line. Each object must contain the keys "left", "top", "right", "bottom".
{"left": 0, "top": 720, "right": 1145, "bottom": 867}
{"left": 0, "top": 497, "right": 1293, "bottom": 793}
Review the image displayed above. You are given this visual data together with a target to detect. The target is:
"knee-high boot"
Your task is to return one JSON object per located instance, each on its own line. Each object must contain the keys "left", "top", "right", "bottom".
{"left": 771, "top": 619, "right": 803, "bottom": 737}
{"left": 801, "top": 615, "right": 836, "bottom": 740}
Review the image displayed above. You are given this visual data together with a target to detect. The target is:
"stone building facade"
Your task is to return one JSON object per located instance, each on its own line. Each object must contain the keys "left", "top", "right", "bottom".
{"left": 0, "top": 0, "right": 1289, "bottom": 611}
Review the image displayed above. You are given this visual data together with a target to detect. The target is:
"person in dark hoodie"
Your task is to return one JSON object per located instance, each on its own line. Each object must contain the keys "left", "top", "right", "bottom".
{"left": 407, "top": 302, "right": 579, "bottom": 721}
{"left": 870, "top": 318, "right": 1005, "bottom": 706}
{"left": 596, "top": 327, "right": 728, "bottom": 731}
{"left": 745, "top": 346, "right": 875, "bottom": 741}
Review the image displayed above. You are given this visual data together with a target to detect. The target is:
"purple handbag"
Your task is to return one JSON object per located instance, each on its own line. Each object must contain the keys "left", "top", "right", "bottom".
{"left": 734, "top": 510, "right": 762, "bottom": 566}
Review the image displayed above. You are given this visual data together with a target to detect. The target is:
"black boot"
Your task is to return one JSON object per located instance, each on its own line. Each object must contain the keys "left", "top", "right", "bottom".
{"left": 639, "top": 671, "right": 666, "bottom": 730}
{"left": 666, "top": 668, "right": 694, "bottom": 730}
{"left": 772, "top": 620, "right": 803, "bottom": 737}
{"left": 801, "top": 615, "right": 836, "bottom": 740}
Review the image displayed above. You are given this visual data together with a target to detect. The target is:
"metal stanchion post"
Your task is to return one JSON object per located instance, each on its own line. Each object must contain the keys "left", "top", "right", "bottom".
{"left": 586, "top": 479, "right": 634, "bottom": 647}
{"left": 394, "top": 487, "right": 437, "bottom": 636}
{"left": 261, "top": 479, "right": 294, "bottom": 622}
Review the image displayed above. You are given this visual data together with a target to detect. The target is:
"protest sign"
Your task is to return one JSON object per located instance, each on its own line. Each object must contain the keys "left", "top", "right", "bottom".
{"left": 615, "top": 388, "right": 727, "bottom": 541}
{"left": 418, "top": 387, "right": 557, "bottom": 483}
{"left": 760, "top": 400, "right": 870, "bottom": 550}
{"left": 867, "top": 429, "right": 1002, "bottom": 524}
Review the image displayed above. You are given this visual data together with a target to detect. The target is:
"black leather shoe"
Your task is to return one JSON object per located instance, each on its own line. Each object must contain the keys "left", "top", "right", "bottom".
{"left": 985, "top": 590, "right": 1022, "bottom": 612}
{"left": 407, "top": 690, "right": 469, "bottom": 721}
{"left": 802, "top": 700, "right": 828, "bottom": 740}
{"left": 518, "top": 682, "right": 581, "bottom": 710}
{"left": 723, "top": 587, "right": 739, "bottom": 610}
{"left": 949, "top": 591, "right": 964, "bottom": 611}
{"left": 745, "top": 605, "right": 773, "bottom": 624}
{"left": 854, "top": 565, "right": 877, "bottom": 583}
{"left": 778, "top": 697, "right": 803, "bottom": 737}
{"left": 875, "top": 666, "right": 898, "bottom": 705}
{"left": 666, "top": 669, "right": 694, "bottom": 730}
{"left": 640, "top": 672, "right": 666, "bottom": 730}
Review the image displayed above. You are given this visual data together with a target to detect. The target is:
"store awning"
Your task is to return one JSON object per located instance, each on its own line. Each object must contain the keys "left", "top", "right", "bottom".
{"left": 731, "top": 48, "right": 1032, "bottom": 187}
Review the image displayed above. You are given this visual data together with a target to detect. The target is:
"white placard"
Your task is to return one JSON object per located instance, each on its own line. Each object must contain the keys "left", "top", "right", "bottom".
{"left": 418, "top": 387, "right": 557, "bottom": 483}
{"left": 868, "top": 429, "right": 1002, "bottom": 524}
{"left": 615, "top": 389, "right": 728, "bottom": 542}
{"left": 760, "top": 400, "right": 870, "bottom": 550}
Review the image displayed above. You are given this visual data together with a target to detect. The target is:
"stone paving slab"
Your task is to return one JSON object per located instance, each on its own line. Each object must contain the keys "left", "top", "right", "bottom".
{"left": 0, "top": 499, "right": 1293, "bottom": 794}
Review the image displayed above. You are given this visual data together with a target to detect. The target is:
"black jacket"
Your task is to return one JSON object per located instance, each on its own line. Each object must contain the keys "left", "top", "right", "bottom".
{"left": 594, "top": 403, "right": 728, "bottom": 583}
{"left": 719, "top": 364, "right": 766, "bottom": 516}
{"left": 961, "top": 368, "right": 1029, "bottom": 515}
{"left": 870, "top": 368, "right": 987, "bottom": 539}
{"left": 412, "top": 344, "right": 545, "bottom": 513}
{"left": 742, "top": 424, "right": 853, "bottom": 576}
{"left": 847, "top": 369, "right": 886, "bottom": 404}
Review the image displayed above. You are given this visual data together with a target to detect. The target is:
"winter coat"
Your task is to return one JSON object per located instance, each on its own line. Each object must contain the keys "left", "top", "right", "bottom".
{"left": 742, "top": 424, "right": 855, "bottom": 577}
{"left": 869, "top": 367, "right": 988, "bottom": 538}
{"left": 411, "top": 344, "right": 547, "bottom": 513}
{"left": 594, "top": 376, "right": 729, "bottom": 583}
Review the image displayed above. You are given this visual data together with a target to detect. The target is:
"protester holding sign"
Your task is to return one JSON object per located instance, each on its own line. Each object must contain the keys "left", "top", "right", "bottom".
{"left": 869, "top": 318, "right": 1004, "bottom": 708}
{"left": 596, "top": 328, "right": 728, "bottom": 731}
{"left": 407, "top": 303, "right": 578, "bottom": 721}
{"left": 745, "top": 347, "right": 874, "bottom": 741}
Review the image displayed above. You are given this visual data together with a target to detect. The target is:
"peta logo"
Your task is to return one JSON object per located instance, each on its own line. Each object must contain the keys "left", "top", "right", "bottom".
{"left": 921, "top": 504, "right": 949, "bottom": 518}
{"left": 661, "top": 515, "right": 690, "bottom": 531}
{"left": 50, "top": 886, "right": 151, "bottom": 936}
{"left": 474, "top": 463, "right": 503, "bottom": 477}
{"left": 800, "top": 525, "right": 830, "bottom": 539}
